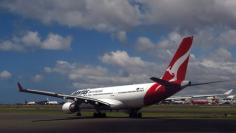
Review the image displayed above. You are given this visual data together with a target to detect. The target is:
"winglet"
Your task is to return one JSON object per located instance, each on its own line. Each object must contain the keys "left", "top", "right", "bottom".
{"left": 224, "top": 89, "right": 233, "bottom": 95}
{"left": 17, "top": 82, "right": 25, "bottom": 92}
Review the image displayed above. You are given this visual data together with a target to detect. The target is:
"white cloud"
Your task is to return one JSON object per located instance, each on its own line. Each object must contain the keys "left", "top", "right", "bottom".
{"left": 42, "top": 33, "right": 72, "bottom": 50}
{"left": 43, "top": 67, "right": 53, "bottom": 73}
{"left": 32, "top": 74, "right": 43, "bottom": 82}
{"left": 44, "top": 53, "right": 162, "bottom": 88}
{"left": 1, "top": 0, "right": 140, "bottom": 32}
{"left": 210, "top": 48, "right": 232, "bottom": 61}
{"left": 0, "top": 70, "right": 12, "bottom": 80}
{"left": 2, "top": 0, "right": 236, "bottom": 32}
{"left": 192, "top": 28, "right": 236, "bottom": 50}
{"left": 0, "top": 31, "right": 72, "bottom": 51}
{"left": 115, "top": 31, "right": 127, "bottom": 42}
{"left": 101, "top": 50, "right": 145, "bottom": 67}
{"left": 219, "top": 29, "right": 236, "bottom": 46}
{"left": 2, "top": 0, "right": 236, "bottom": 94}
{"left": 200, "top": 59, "right": 236, "bottom": 74}
{"left": 0, "top": 40, "right": 24, "bottom": 51}
{"left": 136, "top": 31, "right": 183, "bottom": 60}
{"left": 22, "top": 31, "right": 41, "bottom": 47}
{"left": 136, "top": 36, "right": 154, "bottom": 51}
{"left": 101, "top": 50, "right": 162, "bottom": 77}
{"left": 138, "top": 0, "right": 236, "bottom": 31}
{"left": 42, "top": 44, "right": 236, "bottom": 94}
{"left": 44, "top": 60, "right": 111, "bottom": 88}
{"left": 134, "top": 31, "right": 236, "bottom": 95}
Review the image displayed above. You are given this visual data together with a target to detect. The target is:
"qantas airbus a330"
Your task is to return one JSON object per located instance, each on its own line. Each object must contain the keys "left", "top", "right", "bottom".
{"left": 17, "top": 36, "right": 222, "bottom": 118}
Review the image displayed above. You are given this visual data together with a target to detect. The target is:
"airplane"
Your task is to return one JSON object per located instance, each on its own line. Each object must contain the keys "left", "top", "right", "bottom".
{"left": 165, "top": 89, "right": 233, "bottom": 102}
{"left": 45, "top": 98, "right": 59, "bottom": 105}
{"left": 17, "top": 36, "right": 224, "bottom": 118}
{"left": 221, "top": 95, "right": 235, "bottom": 104}
{"left": 188, "top": 89, "right": 233, "bottom": 98}
{"left": 24, "top": 98, "right": 59, "bottom": 105}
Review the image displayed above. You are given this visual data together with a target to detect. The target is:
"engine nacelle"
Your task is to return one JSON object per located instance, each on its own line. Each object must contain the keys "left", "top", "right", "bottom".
{"left": 62, "top": 102, "right": 78, "bottom": 113}
{"left": 181, "top": 80, "right": 191, "bottom": 88}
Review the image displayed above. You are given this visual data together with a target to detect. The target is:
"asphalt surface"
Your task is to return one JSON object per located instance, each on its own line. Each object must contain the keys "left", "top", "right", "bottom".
{"left": 0, "top": 113, "right": 236, "bottom": 133}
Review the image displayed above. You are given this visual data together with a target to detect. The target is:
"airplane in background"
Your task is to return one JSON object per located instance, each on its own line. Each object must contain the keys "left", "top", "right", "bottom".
{"left": 25, "top": 98, "right": 59, "bottom": 105}
{"left": 188, "top": 89, "right": 233, "bottom": 98}
{"left": 164, "top": 89, "right": 233, "bottom": 104}
{"left": 166, "top": 89, "right": 233, "bottom": 100}
{"left": 17, "top": 36, "right": 223, "bottom": 118}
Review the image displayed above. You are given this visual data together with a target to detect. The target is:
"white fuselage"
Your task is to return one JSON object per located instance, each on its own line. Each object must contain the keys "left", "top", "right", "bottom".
{"left": 72, "top": 83, "right": 155, "bottom": 109}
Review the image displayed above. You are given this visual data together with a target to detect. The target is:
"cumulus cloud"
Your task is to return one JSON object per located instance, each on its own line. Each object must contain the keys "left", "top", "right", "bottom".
{"left": 0, "top": 70, "right": 12, "bottom": 79}
{"left": 0, "top": 40, "right": 24, "bottom": 51}
{"left": 2, "top": 0, "right": 236, "bottom": 32}
{"left": 44, "top": 60, "right": 112, "bottom": 88}
{"left": 136, "top": 31, "right": 182, "bottom": 60}
{"left": 136, "top": 36, "right": 154, "bottom": 51}
{"left": 115, "top": 31, "right": 127, "bottom": 43}
{"left": 138, "top": 0, "right": 236, "bottom": 31}
{"left": 134, "top": 31, "right": 236, "bottom": 95}
{"left": 22, "top": 31, "right": 41, "bottom": 47}
{"left": 37, "top": 29, "right": 236, "bottom": 93}
{"left": 0, "top": 0, "right": 140, "bottom": 32}
{"left": 101, "top": 50, "right": 145, "bottom": 67}
{"left": 32, "top": 74, "right": 43, "bottom": 82}
{"left": 200, "top": 59, "right": 236, "bottom": 74}
{"left": 42, "top": 33, "right": 72, "bottom": 50}
{"left": 218, "top": 29, "right": 236, "bottom": 46}
{"left": 0, "top": 31, "right": 72, "bottom": 51}
{"left": 209, "top": 48, "right": 233, "bottom": 62}
{"left": 44, "top": 51, "right": 162, "bottom": 88}
{"left": 191, "top": 28, "right": 236, "bottom": 50}
{"left": 2, "top": 0, "right": 236, "bottom": 95}
{"left": 40, "top": 42, "right": 236, "bottom": 94}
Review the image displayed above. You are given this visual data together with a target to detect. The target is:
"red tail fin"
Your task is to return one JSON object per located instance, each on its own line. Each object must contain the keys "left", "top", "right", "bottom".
{"left": 162, "top": 36, "right": 193, "bottom": 82}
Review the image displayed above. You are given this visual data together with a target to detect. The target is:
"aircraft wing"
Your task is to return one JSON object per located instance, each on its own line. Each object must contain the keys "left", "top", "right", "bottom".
{"left": 17, "top": 82, "right": 110, "bottom": 106}
{"left": 190, "top": 81, "right": 226, "bottom": 86}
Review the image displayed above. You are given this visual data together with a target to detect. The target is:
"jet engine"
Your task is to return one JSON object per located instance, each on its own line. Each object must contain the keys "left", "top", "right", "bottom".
{"left": 62, "top": 102, "right": 79, "bottom": 113}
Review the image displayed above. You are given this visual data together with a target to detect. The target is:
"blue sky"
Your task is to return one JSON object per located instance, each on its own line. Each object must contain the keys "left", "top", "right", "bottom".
{"left": 0, "top": 0, "right": 236, "bottom": 103}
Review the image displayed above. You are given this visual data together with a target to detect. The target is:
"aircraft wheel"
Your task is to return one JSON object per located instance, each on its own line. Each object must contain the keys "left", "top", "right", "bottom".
{"left": 137, "top": 113, "right": 142, "bottom": 118}
{"left": 129, "top": 112, "right": 142, "bottom": 118}
{"left": 93, "top": 112, "right": 106, "bottom": 118}
{"left": 76, "top": 112, "right": 81, "bottom": 116}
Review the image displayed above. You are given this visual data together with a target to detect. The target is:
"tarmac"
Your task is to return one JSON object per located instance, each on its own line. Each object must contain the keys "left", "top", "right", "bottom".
{"left": 1, "top": 113, "right": 236, "bottom": 133}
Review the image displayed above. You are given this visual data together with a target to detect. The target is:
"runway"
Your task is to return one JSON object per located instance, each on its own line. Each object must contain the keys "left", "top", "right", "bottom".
{"left": 0, "top": 113, "right": 236, "bottom": 133}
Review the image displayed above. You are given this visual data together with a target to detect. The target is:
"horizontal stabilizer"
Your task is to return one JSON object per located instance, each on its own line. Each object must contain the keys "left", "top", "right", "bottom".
{"left": 190, "top": 80, "right": 226, "bottom": 86}
{"left": 150, "top": 77, "right": 179, "bottom": 87}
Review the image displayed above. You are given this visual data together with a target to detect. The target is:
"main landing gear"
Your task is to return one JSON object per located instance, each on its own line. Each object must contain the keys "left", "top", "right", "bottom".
{"left": 76, "top": 112, "right": 81, "bottom": 116}
{"left": 76, "top": 111, "right": 106, "bottom": 118}
{"left": 93, "top": 112, "right": 106, "bottom": 118}
{"left": 129, "top": 109, "right": 142, "bottom": 118}
{"left": 93, "top": 108, "right": 106, "bottom": 118}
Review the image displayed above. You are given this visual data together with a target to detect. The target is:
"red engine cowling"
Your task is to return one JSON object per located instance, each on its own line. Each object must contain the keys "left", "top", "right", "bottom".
{"left": 62, "top": 102, "right": 78, "bottom": 113}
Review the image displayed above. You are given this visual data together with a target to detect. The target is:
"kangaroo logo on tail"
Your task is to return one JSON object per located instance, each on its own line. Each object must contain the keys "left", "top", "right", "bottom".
{"left": 162, "top": 36, "right": 193, "bottom": 83}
